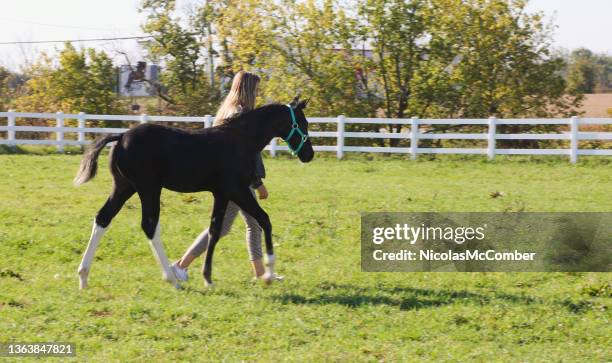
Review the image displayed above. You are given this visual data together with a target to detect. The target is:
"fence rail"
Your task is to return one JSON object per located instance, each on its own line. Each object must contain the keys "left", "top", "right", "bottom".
{"left": 1, "top": 111, "right": 611, "bottom": 163}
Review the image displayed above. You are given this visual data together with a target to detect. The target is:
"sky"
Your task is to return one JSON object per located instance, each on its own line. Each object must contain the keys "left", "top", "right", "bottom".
{"left": 0, "top": 0, "right": 611, "bottom": 72}
{"left": 524, "top": 0, "right": 612, "bottom": 53}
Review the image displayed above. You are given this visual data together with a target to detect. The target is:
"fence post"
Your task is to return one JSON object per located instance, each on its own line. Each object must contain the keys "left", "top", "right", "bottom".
{"left": 487, "top": 116, "right": 496, "bottom": 160}
{"left": 410, "top": 116, "right": 419, "bottom": 160}
{"left": 570, "top": 116, "right": 579, "bottom": 163}
{"left": 337, "top": 115, "right": 345, "bottom": 159}
{"left": 140, "top": 113, "right": 148, "bottom": 124}
{"left": 204, "top": 115, "right": 212, "bottom": 128}
{"left": 56, "top": 111, "right": 64, "bottom": 152}
{"left": 270, "top": 137, "right": 277, "bottom": 157}
{"left": 7, "top": 109, "right": 15, "bottom": 145}
{"left": 77, "top": 112, "right": 86, "bottom": 144}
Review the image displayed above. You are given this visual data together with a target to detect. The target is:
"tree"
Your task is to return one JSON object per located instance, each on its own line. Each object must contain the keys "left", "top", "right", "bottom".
{"left": 13, "top": 43, "right": 121, "bottom": 114}
{"left": 140, "top": 0, "right": 220, "bottom": 115}
{"left": 137, "top": 0, "right": 583, "bottom": 150}
{"left": 566, "top": 49, "right": 598, "bottom": 94}
{"left": 593, "top": 54, "right": 612, "bottom": 92}
{"left": 203, "top": 0, "right": 376, "bottom": 118}
{"left": 351, "top": 0, "right": 584, "bottom": 148}
{"left": 418, "top": 0, "right": 584, "bottom": 148}
{"left": 0, "top": 67, "right": 24, "bottom": 111}
{"left": 566, "top": 48, "right": 612, "bottom": 93}
{"left": 356, "top": 0, "right": 582, "bottom": 120}
{"left": 262, "top": 0, "right": 377, "bottom": 118}
{"left": 358, "top": 0, "right": 428, "bottom": 120}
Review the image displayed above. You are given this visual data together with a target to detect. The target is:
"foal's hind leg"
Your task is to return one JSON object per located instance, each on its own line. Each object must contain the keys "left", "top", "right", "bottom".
{"left": 78, "top": 179, "right": 135, "bottom": 289}
{"left": 78, "top": 222, "right": 107, "bottom": 289}
{"left": 137, "top": 187, "right": 180, "bottom": 289}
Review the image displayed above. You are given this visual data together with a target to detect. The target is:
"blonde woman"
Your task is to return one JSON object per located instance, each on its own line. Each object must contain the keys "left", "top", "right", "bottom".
{"left": 171, "top": 71, "right": 281, "bottom": 281}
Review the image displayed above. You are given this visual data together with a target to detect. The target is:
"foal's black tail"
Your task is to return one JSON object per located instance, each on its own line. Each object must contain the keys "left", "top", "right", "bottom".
{"left": 74, "top": 134, "right": 122, "bottom": 186}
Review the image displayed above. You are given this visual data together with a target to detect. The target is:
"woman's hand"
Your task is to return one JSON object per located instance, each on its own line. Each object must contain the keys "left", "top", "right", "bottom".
{"left": 257, "top": 184, "right": 269, "bottom": 200}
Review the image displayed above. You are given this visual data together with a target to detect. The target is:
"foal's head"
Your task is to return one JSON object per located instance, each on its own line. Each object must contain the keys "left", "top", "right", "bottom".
{"left": 279, "top": 96, "right": 314, "bottom": 163}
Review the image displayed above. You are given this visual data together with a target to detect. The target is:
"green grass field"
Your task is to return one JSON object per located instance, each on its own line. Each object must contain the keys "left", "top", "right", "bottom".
{"left": 0, "top": 151, "right": 610, "bottom": 361}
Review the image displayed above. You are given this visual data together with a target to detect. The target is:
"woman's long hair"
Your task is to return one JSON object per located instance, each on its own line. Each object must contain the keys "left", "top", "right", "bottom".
{"left": 214, "top": 71, "right": 260, "bottom": 126}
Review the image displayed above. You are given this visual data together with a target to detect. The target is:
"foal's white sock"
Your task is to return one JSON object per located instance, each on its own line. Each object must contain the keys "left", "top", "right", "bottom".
{"left": 78, "top": 221, "right": 107, "bottom": 289}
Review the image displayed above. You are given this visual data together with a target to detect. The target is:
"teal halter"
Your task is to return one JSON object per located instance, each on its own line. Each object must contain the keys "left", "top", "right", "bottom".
{"left": 283, "top": 104, "right": 309, "bottom": 156}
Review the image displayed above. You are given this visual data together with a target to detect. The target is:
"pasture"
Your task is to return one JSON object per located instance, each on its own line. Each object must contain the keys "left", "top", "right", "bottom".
{"left": 0, "top": 151, "right": 610, "bottom": 361}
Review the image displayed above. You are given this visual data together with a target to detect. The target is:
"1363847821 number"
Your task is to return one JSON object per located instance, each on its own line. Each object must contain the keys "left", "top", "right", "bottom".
{"left": 0, "top": 342, "right": 76, "bottom": 357}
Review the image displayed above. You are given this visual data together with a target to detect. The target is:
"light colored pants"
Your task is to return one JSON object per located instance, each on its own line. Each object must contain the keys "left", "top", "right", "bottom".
{"left": 185, "top": 197, "right": 263, "bottom": 261}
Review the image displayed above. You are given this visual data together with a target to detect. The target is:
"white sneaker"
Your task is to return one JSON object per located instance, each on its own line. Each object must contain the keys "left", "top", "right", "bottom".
{"left": 253, "top": 273, "right": 285, "bottom": 282}
{"left": 272, "top": 273, "right": 285, "bottom": 281}
{"left": 171, "top": 262, "right": 188, "bottom": 281}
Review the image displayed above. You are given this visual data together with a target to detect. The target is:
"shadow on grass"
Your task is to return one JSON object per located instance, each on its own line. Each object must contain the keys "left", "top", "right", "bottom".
{"left": 271, "top": 282, "right": 541, "bottom": 311}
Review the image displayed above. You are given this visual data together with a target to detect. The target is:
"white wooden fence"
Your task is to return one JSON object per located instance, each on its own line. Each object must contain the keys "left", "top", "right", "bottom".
{"left": 1, "top": 110, "right": 611, "bottom": 163}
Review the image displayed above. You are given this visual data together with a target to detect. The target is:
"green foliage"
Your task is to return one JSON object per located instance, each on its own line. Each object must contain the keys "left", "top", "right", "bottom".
{"left": 413, "top": 0, "right": 584, "bottom": 148}
{"left": 139, "top": 0, "right": 583, "bottom": 119}
{"left": 0, "top": 154, "right": 610, "bottom": 360}
{"left": 356, "top": 0, "right": 583, "bottom": 120}
{"left": 0, "top": 66, "right": 25, "bottom": 111}
{"left": 0, "top": 68, "right": 10, "bottom": 111}
{"left": 566, "top": 48, "right": 612, "bottom": 94}
{"left": 2, "top": 0, "right": 595, "bottom": 127}
{"left": 12, "top": 43, "right": 121, "bottom": 114}
{"left": 140, "top": 0, "right": 220, "bottom": 115}
{"left": 137, "top": 0, "right": 585, "bottom": 149}
{"left": 190, "top": 0, "right": 374, "bottom": 118}
{"left": 359, "top": 0, "right": 429, "bottom": 120}
{"left": 262, "top": 0, "right": 376, "bottom": 118}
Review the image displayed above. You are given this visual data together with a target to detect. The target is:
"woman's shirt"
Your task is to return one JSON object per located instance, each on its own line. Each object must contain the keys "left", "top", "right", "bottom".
{"left": 251, "top": 154, "right": 265, "bottom": 189}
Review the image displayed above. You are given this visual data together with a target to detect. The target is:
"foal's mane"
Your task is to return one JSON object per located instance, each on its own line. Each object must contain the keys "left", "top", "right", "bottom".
{"left": 217, "top": 103, "right": 284, "bottom": 129}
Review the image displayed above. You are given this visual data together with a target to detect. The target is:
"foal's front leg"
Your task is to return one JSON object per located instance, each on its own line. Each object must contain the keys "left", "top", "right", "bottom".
{"left": 202, "top": 193, "right": 229, "bottom": 287}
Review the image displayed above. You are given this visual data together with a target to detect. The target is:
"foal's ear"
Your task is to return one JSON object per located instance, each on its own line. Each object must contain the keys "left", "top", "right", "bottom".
{"left": 289, "top": 94, "right": 301, "bottom": 108}
{"left": 297, "top": 98, "right": 309, "bottom": 110}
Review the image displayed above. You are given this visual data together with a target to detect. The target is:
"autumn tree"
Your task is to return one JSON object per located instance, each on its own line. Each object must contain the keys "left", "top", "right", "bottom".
{"left": 140, "top": 0, "right": 219, "bottom": 115}
{"left": 13, "top": 43, "right": 121, "bottom": 114}
{"left": 566, "top": 48, "right": 612, "bottom": 93}
{"left": 0, "top": 67, "right": 24, "bottom": 111}
{"left": 355, "top": 0, "right": 583, "bottom": 119}
{"left": 138, "top": 0, "right": 584, "bottom": 148}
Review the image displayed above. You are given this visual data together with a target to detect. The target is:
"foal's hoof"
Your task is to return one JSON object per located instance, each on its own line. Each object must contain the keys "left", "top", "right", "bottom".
{"left": 162, "top": 274, "right": 181, "bottom": 290}
{"left": 78, "top": 276, "right": 89, "bottom": 290}
{"left": 78, "top": 269, "right": 88, "bottom": 290}
{"left": 204, "top": 278, "right": 214, "bottom": 289}
{"left": 166, "top": 280, "right": 182, "bottom": 289}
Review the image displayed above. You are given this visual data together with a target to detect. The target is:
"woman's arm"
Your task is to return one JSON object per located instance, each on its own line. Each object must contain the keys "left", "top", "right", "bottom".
{"left": 250, "top": 153, "right": 267, "bottom": 199}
